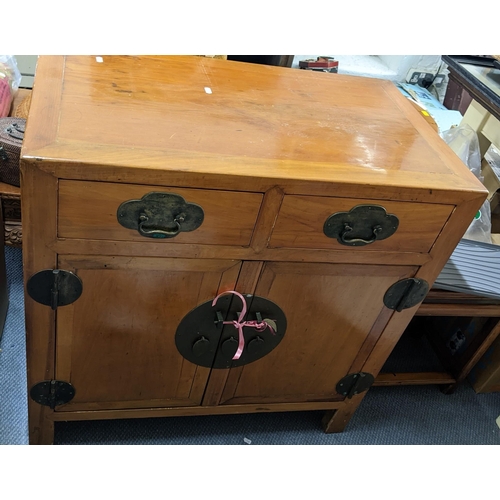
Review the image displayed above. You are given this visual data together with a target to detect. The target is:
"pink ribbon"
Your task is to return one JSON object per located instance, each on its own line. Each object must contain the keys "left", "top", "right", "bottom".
{"left": 212, "top": 291, "right": 275, "bottom": 360}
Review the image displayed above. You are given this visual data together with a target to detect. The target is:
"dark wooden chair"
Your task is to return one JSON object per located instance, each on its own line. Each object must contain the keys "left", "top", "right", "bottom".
{"left": 0, "top": 202, "right": 9, "bottom": 340}
{"left": 0, "top": 88, "right": 29, "bottom": 247}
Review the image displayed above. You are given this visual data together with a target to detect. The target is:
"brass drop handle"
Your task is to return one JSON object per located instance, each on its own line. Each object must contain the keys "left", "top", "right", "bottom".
{"left": 247, "top": 336, "right": 265, "bottom": 355}
{"left": 221, "top": 337, "right": 238, "bottom": 358}
{"left": 117, "top": 192, "right": 204, "bottom": 238}
{"left": 340, "top": 223, "right": 383, "bottom": 245}
{"left": 138, "top": 213, "right": 185, "bottom": 238}
{"left": 192, "top": 336, "right": 210, "bottom": 357}
{"left": 323, "top": 205, "right": 399, "bottom": 247}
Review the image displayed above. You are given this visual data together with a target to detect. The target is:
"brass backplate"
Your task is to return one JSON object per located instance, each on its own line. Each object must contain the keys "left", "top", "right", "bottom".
{"left": 175, "top": 295, "right": 287, "bottom": 369}
{"left": 117, "top": 191, "right": 204, "bottom": 239}
{"left": 323, "top": 205, "right": 399, "bottom": 246}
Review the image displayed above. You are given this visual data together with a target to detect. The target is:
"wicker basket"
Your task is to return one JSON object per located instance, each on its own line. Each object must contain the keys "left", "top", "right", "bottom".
{"left": 13, "top": 93, "right": 31, "bottom": 119}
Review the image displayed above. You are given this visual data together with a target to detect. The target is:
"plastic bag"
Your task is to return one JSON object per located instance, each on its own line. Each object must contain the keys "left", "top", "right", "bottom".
{"left": 0, "top": 55, "right": 22, "bottom": 118}
{"left": 441, "top": 124, "right": 482, "bottom": 178}
{"left": 441, "top": 124, "right": 492, "bottom": 243}
{"left": 485, "top": 144, "right": 500, "bottom": 180}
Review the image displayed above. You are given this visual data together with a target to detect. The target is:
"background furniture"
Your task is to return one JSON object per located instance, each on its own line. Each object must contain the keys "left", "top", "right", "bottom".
{"left": 0, "top": 182, "right": 22, "bottom": 247}
{"left": 442, "top": 56, "right": 500, "bottom": 123}
{"left": 376, "top": 289, "right": 500, "bottom": 393}
{"left": 0, "top": 87, "right": 30, "bottom": 247}
{"left": 0, "top": 202, "right": 9, "bottom": 340}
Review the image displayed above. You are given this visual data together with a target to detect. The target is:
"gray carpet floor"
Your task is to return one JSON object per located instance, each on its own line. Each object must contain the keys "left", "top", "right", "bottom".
{"left": 1, "top": 246, "right": 500, "bottom": 445}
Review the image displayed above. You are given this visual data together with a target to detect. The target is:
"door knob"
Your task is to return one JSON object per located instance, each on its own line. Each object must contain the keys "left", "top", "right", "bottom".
{"left": 221, "top": 337, "right": 238, "bottom": 358}
{"left": 192, "top": 336, "right": 210, "bottom": 357}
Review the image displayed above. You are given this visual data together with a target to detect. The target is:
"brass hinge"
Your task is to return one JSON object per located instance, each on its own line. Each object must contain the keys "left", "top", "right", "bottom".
{"left": 30, "top": 380, "right": 75, "bottom": 409}
{"left": 383, "top": 278, "right": 429, "bottom": 312}
{"left": 27, "top": 269, "right": 83, "bottom": 310}
{"left": 336, "top": 372, "right": 375, "bottom": 399}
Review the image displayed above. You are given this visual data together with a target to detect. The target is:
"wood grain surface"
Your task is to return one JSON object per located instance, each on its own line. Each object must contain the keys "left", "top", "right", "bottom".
{"left": 22, "top": 56, "right": 486, "bottom": 201}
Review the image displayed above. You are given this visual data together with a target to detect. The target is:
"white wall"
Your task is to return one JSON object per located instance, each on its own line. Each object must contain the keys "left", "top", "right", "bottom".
{"left": 13, "top": 55, "right": 38, "bottom": 88}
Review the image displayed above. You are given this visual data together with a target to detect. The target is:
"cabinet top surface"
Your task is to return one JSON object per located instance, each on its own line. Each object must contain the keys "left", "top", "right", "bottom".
{"left": 22, "top": 55, "right": 485, "bottom": 196}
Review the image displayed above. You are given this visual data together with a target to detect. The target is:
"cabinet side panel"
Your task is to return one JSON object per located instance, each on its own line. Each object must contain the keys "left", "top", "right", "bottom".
{"left": 20, "top": 164, "right": 58, "bottom": 444}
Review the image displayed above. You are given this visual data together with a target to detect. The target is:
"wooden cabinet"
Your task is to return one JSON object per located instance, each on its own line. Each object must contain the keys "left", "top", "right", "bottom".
{"left": 21, "top": 56, "right": 487, "bottom": 444}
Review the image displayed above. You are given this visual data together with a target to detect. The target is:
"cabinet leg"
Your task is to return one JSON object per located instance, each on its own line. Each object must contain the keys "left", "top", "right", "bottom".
{"left": 322, "top": 406, "right": 356, "bottom": 433}
{"left": 28, "top": 402, "right": 55, "bottom": 445}
{"left": 322, "top": 393, "right": 367, "bottom": 433}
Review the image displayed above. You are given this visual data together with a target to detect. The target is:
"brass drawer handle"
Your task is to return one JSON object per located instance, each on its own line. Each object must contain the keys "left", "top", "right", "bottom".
{"left": 340, "top": 223, "right": 383, "bottom": 245}
{"left": 138, "top": 213, "right": 183, "bottom": 238}
{"left": 323, "top": 205, "right": 399, "bottom": 247}
{"left": 117, "top": 192, "right": 204, "bottom": 239}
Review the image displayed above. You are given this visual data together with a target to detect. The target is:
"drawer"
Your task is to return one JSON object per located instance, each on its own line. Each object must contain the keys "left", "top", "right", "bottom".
{"left": 269, "top": 195, "right": 454, "bottom": 253}
{"left": 58, "top": 181, "right": 263, "bottom": 246}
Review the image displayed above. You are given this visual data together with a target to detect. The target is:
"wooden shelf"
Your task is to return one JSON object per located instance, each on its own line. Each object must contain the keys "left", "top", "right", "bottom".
{"left": 378, "top": 290, "right": 500, "bottom": 391}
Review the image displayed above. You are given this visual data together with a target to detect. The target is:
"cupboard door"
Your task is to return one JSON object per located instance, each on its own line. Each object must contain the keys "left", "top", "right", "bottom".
{"left": 216, "top": 262, "right": 418, "bottom": 405}
{"left": 54, "top": 256, "right": 241, "bottom": 411}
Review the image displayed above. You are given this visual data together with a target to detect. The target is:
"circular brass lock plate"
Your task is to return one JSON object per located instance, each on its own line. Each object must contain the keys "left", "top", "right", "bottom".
{"left": 174, "top": 294, "right": 232, "bottom": 369}
{"left": 175, "top": 295, "right": 287, "bottom": 368}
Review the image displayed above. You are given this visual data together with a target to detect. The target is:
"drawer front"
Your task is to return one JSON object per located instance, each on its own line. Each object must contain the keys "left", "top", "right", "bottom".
{"left": 58, "top": 181, "right": 263, "bottom": 246}
{"left": 269, "top": 195, "right": 454, "bottom": 253}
